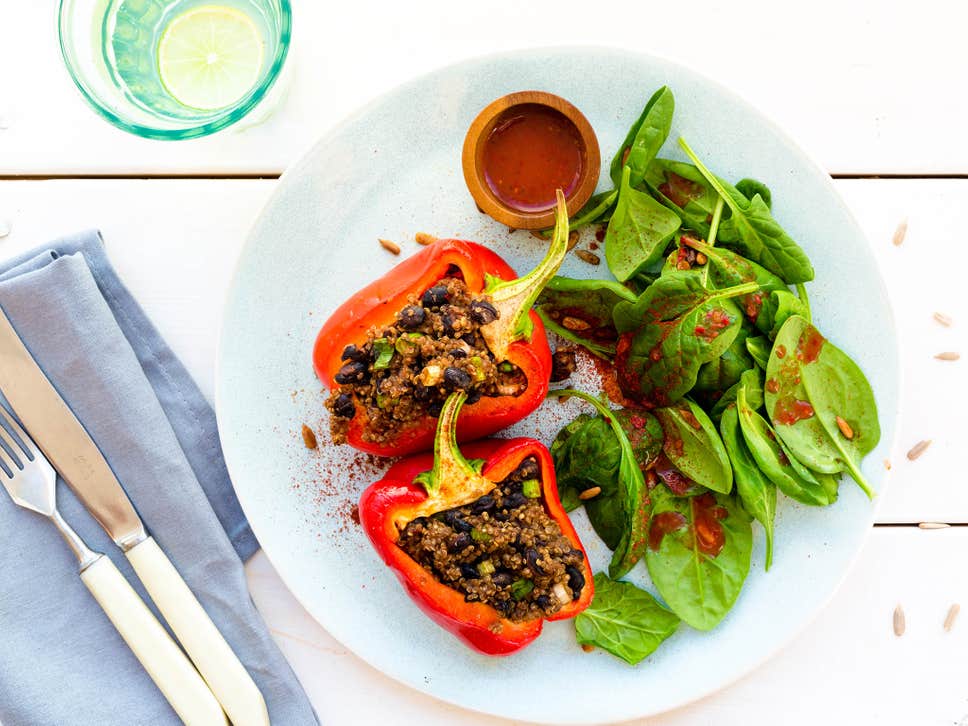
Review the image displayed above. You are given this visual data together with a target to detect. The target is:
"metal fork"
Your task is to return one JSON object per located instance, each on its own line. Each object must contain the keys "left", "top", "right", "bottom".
{"left": 0, "top": 406, "right": 226, "bottom": 725}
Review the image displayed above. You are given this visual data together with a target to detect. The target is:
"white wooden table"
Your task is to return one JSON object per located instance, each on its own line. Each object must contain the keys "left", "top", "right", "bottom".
{"left": 3, "top": 2, "right": 967, "bottom": 724}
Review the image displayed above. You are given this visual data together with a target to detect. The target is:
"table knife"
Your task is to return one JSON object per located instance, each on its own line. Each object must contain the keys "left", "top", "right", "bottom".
{"left": 0, "top": 308, "right": 269, "bottom": 726}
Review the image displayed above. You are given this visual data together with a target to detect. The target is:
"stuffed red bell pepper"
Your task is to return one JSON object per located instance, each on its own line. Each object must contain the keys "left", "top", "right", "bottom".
{"left": 359, "top": 391, "right": 593, "bottom": 655}
{"left": 313, "top": 193, "right": 570, "bottom": 456}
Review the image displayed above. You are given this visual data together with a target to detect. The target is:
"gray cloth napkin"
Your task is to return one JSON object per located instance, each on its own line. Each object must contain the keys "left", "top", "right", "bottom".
{"left": 0, "top": 231, "right": 318, "bottom": 725}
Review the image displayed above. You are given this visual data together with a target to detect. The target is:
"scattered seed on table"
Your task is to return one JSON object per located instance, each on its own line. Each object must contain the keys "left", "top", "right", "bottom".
{"left": 415, "top": 232, "right": 437, "bottom": 246}
{"left": 893, "top": 605, "right": 905, "bottom": 636}
{"left": 918, "top": 522, "right": 950, "bottom": 530}
{"left": 935, "top": 352, "right": 960, "bottom": 361}
{"left": 567, "top": 231, "right": 580, "bottom": 251}
{"left": 892, "top": 219, "right": 908, "bottom": 247}
{"left": 378, "top": 238, "right": 401, "bottom": 255}
{"left": 561, "top": 315, "right": 591, "bottom": 331}
{"left": 581, "top": 643, "right": 595, "bottom": 653}
{"left": 301, "top": 424, "right": 317, "bottom": 450}
{"left": 907, "top": 440, "right": 932, "bottom": 461}
{"left": 945, "top": 604, "right": 960, "bottom": 632}
{"left": 933, "top": 312, "right": 953, "bottom": 327}
{"left": 835, "top": 416, "right": 854, "bottom": 439}
{"left": 578, "top": 486, "right": 602, "bottom": 500}
{"left": 557, "top": 394, "right": 571, "bottom": 404}
{"left": 884, "top": 459, "right": 892, "bottom": 470}
{"left": 575, "top": 250, "right": 600, "bottom": 266}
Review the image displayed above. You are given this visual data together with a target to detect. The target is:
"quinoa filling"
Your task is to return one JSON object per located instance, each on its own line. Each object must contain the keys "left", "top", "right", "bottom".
{"left": 397, "top": 456, "right": 586, "bottom": 622}
{"left": 326, "top": 276, "right": 528, "bottom": 445}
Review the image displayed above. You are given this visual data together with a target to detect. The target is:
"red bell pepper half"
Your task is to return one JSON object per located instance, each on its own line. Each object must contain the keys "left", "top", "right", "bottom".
{"left": 359, "top": 391, "right": 594, "bottom": 655}
{"left": 313, "top": 193, "right": 571, "bottom": 456}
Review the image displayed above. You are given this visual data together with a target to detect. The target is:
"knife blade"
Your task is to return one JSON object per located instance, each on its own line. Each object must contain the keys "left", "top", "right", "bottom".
{"left": 0, "top": 307, "right": 147, "bottom": 548}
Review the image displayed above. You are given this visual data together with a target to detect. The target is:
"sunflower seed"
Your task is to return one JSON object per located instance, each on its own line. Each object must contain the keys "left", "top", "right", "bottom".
{"left": 561, "top": 316, "right": 592, "bottom": 331}
{"left": 933, "top": 312, "right": 953, "bottom": 327}
{"left": 907, "top": 440, "right": 932, "bottom": 461}
{"left": 301, "top": 424, "right": 317, "bottom": 450}
{"left": 581, "top": 643, "right": 595, "bottom": 653}
{"left": 557, "top": 394, "right": 572, "bottom": 404}
{"left": 893, "top": 605, "right": 905, "bottom": 636}
{"left": 575, "top": 250, "right": 600, "bottom": 265}
{"left": 944, "top": 603, "right": 960, "bottom": 632}
{"left": 578, "top": 486, "right": 602, "bottom": 500}
{"left": 935, "top": 352, "right": 960, "bottom": 361}
{"left": 378, "top": 238, "right": 401, "bottom": 255}
{"left": 918, "top": 522, "right": 950, "bottom": 529}
{"left": 415, "top": 232, "right": 437, "bottom": 246}
{"left": 567, "top": 230, "right": 580, "bottom": 251}
{"left": 884, "top": 459, "right": 892, "bottom": 470}
{"left": 835, "top": 416, "right": 854, "bottom": 439}
{"left": 892, "top": 219, "right": 908, "bottom": 247}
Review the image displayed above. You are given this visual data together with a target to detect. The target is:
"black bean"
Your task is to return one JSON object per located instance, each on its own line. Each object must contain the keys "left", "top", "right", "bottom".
{"left": 509, "top": 456, "right": 540, "bottom": 482}
{"left": 444, "top": 366, "right": 472, "bottom": 389}
{"left": 421, "top": 285, "right": 449, "bottom": 307}
{"left": 340, "top": 344, "right": 367, "bottom": 362}
{"left": 491, "top": 572, "right": 513, "bottom": 587}
{"left": 398, "top": 305, "right": 425, "bottom": 329}
{"left": 459, "top": 564, "right": 478, "bottom": 580}
{"left": 469, "top": 299, "right": 499, "bottom": 324}
{"left": 461, "top": 333, "right": 478, "bottom": 346}
{"left": 526, "top": 547, "right": 544, "bottom": 574}
{"left": 334, "top": 360, "right": 367, "bottom": 384}
{"left": 443, "top": 510, "right": 473, "bottom": 533}
{"left": 448, "top": 532, "right": 473, "bottom": 553}
{"left": 427, "top": 401, "right": 444, "bottom": 417}
{"left": 465, "top": 389, "right": 482, "bottom": 405}
{"left": 448, "top": 348, "right": 468, "bottom": 358}
{"left": 535, "top": 595, "right": 551, "bottom": 610}
{"left": 332, "top": 393, "right": 356, "bottom": 418}
{"left": 495, "top": 599, "right": 514, "bottom": 615}
{"left": 566, "top": 566, "right": 585, "bottom": 598}
{"left": 504, "top": 491, "right": 527, "bottom": 509}
{"left": 470, "top": 495, "right": 495, "bottom": 514}
{"left": 570, "top": 549, "right": 585, "bottom": 562}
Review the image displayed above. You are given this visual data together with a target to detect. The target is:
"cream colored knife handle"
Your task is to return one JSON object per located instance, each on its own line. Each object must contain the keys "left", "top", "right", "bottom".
{"left": 80, "top": 555, "right": 227, "bottom": 726}
{"left": 126, "top": 537, "right": 269, "bottom": 726}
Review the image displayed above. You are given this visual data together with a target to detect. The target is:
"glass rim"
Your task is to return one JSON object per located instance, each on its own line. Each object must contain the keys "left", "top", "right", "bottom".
{"left": 57, "top": 0, "right": 292, "bottom": 141}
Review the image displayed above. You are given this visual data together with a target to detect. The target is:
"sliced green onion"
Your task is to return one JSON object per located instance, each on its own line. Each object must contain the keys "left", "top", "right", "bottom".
{"left": 477, "top": 559, "right": 496, "bottom": 576}
{"left": 372, "top": 338, "right": 394, "bottom": 369}
{"left": 521, "top": 479, "right": 541, "bottom": 499}
{"left": 375, "top": 394, "right": 398, "bottom": 410}
{"left": 395, "top": 333, "right": 423, "bottom": 355}
{"left": 469, "top": 356, "right": 487, "bottom": 382}
{"left": 471, "top": 527, "right": 492, "bottom": 543}
{"left": 510, "top": 578, "right": 534, "bottom": 601}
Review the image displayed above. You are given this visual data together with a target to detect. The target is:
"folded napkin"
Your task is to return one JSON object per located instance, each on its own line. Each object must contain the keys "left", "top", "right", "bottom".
{"left": 0, "top": 231, "right": 318, "bottom": 725}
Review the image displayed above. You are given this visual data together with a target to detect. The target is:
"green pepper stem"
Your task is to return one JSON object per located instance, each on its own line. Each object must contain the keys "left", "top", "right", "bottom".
{"left": 481, "top": 190, "right": 570, "bottom": 361}
{"left": 401, "top": 392, "right": 495, "bottom": 528}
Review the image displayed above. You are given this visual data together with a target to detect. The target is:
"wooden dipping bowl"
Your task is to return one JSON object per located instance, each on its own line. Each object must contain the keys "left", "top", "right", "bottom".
{"left": 461, "top": 91, "right": 600, "bottom": 230}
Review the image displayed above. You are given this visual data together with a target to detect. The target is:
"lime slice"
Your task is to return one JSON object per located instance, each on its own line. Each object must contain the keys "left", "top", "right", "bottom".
{"left": 157, "top": 5, "right": 265, "bottom": 111}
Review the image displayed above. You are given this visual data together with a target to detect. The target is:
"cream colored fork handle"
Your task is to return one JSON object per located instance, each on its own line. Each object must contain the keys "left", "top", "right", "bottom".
{"left": 80, "top": 555, "right": 227, "bottom": 726}
{"left": 126, "top": 537, "right": 269, "bottom": 726}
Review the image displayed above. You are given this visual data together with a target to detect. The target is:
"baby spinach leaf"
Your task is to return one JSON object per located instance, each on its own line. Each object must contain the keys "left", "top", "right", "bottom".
{"left": 570, "top": 189, "right": 619, "bottom": 229}
{"left": 694, "top": 326, "right": 753, "bottom": 393}
{"left": 553, "top": 390, "right": 654, "bottom": 578}
{"left": 735, "top": 178, "right": 772, "bottom": 209}
{"left": 574, "top": 573, "right": 680, "bottom": 665}
{"left": 720, "top": 405, "right": 776, "bottom": 569}
{"left": 655, "top": 399, "right": 733, "bottom": 494}
{"left": 645, "top": 485, "right": 752, "bottom": 630}
{"left": 605, "top": 166, "right": 682, "bottom": 282}
{"left": 760, "top": 289, "right": 810, "bottom": 339}
{"left": 764, "top": 315, "right": 879, "bottom": 498}
{"left": 746, "top": 335, "right": 771, "bottom": 370}
{"left": 678, "top": 138, "right": 815, "bottom": 284}
{"left": 736, "top": 385, "right": 836, "bottom": 506}
{"left": 612, "top": 275, "right": 758, "bottom": 406}
{"left": 610, "top": 86, "right": 675, "bottom": 188}
{"left": 536, "top": 276, "right": 637, "bottom": 358}
{"left": 710, "top": 367, "right": 764, "bottom": 423}
{"left": 643, "top": 159, "right": 719, "bottom": 236}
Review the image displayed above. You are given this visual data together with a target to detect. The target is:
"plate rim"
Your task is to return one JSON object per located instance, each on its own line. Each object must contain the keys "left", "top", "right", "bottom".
{"left": 215, "top": 44, "right": 900, "bottom": 724}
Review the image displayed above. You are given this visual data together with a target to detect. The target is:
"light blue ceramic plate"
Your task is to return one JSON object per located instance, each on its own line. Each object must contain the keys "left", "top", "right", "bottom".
{"left": 216, "top": 47, "right": 898, "bottom": 724}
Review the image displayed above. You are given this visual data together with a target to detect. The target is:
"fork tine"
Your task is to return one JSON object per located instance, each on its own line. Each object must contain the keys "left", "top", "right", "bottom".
{"left": 0, "top": 405, "right": 36, "bottom": 461}
{"left": 0, "top": 412, "right": 24, "bottom": 471}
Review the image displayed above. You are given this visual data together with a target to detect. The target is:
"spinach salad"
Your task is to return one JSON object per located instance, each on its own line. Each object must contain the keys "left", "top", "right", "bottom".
{"left": 538, "top": 87, "right": 879, "bottom": 665}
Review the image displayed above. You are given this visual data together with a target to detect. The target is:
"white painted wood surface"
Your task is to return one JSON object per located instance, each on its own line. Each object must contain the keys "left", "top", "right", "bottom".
{"left": 2, "top": 1, "right": 968, "bottom": 175}
{"left": 1, "top": 0, "right": 966, "bottom": 720}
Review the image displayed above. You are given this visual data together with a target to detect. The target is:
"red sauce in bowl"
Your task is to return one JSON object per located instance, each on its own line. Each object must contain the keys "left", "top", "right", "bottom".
{"left": 481, "top": 104, "right": 585, "bottom": 213}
